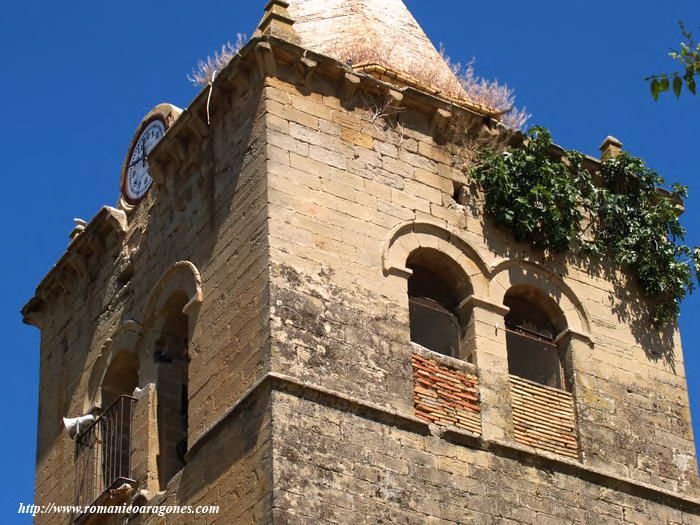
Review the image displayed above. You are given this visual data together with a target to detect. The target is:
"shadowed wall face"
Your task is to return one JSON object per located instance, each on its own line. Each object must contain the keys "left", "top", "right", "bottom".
{"left": 27, "top": 67, "right": 273, "bottom": 523}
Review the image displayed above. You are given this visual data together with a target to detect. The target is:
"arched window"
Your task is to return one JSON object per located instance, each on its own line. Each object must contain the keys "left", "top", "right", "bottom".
{"left": 155, "top": 292, "right": 190, "bottom": 490}
{"left": 504, "top": 289, "right": 566, "bottom": 389}
{"left": 407, "top": 249, "right": 472, "bottom": 359}
{"left": 96, "top": 351, "right": 139, "bottom": 498}
{"left": 101, "top": 351, "right": 139, "bottom": 409}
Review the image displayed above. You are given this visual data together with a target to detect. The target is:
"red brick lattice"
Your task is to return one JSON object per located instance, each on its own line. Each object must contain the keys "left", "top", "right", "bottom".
{"left": 411, "top": 354, "right": 481, "bottom": 434}
{"left": 510, "top": 375, "right": 579, "bottom": 459}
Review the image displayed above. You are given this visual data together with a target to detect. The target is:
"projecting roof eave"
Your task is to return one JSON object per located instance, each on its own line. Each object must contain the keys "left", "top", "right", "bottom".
{"left": 351, "top": 62, "right": 498, "bottom": 117}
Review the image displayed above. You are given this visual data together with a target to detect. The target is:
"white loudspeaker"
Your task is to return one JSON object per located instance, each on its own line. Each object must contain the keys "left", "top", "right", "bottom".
{"left": 63, "top": 414, "right": 96, "bottom": 439}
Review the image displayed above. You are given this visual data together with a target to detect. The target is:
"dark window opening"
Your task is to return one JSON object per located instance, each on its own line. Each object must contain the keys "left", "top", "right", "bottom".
{"left": 156, "top": 292, "right": 190, "bottom": 490}
{"left": 408, "top": 264, "right": 461, "bottom": 357}
{"left": 505, "top": 294, "right": 564, "bottom": 389}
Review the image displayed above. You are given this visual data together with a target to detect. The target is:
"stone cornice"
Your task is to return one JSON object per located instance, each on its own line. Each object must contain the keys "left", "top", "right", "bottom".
{"left": 21, "top": 206, "right": 128, "bottom": 327}
{"left": 187, "top": 372, "right": 700, "bottom": 514}
{"left": 146, "top": 34, "right": 504, "bottom": 188}
{"left": 145, "top": 34, "right": 640, "bottom": 207}
{"left": 353, "top": 62, "right": 495, "bottom": 116}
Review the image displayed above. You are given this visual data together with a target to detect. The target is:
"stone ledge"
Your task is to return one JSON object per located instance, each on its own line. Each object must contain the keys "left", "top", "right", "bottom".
{"left": 410, "top": 342, "right": 478, "bottom": 376}
{"left": 186, "top": 374, "right": 271, "bottom": 460}
{"left": 269, "top": 372, "right": 431, "bottom": 435}
{"left": 481, "top": 433, "right": 700, "bottom": 514}
{"left": 188, "top": 372, "right": 700, "bottom": 514}
{"left": 187, "top": 371, "right": 430, "bottom": 460}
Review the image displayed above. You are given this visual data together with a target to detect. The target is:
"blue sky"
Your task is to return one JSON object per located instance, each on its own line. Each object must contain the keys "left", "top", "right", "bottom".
{"left": 1, "top": 0, "right": 699, "bottom": 521}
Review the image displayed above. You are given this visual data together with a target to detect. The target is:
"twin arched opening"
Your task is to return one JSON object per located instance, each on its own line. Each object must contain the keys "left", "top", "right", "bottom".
{"left": 407, "top": 250, "right": 570, "bottom": 389}
{"left": 390, "top": 221, "right": 590, "bottom": 392}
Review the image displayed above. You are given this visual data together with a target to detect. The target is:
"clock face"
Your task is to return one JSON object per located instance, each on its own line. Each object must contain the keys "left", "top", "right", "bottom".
{"left": 123, "top": 119, "right": 166, "bottom": 203}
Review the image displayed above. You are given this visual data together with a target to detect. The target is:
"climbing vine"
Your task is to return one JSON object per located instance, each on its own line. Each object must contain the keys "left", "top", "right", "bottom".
{"left": 470, "top": 126, "right": 700, "bottom": 325}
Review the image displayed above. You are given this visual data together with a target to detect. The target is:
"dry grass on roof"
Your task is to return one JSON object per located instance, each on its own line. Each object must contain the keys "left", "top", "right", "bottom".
{"left": 188, "top": 33, "right": 247, "bottom": 87}
{"left": 325, "top": 36, "right": 530, "bottom": 130}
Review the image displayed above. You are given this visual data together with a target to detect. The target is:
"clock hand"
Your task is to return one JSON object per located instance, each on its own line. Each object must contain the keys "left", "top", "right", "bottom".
{"left": 128, "top": 154, "right": 145, "bottom": 168}
{"left": 142, "top": 139, "right": 148, "bottom": 167}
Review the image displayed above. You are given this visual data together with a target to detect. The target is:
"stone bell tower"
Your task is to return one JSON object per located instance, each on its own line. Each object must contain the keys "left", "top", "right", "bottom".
{"left": 23, "top": 0, "right": 700, "bottom": 523}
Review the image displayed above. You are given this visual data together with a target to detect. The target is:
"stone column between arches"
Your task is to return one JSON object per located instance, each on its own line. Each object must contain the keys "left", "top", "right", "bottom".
{"left": 129, "top": 384, "right": 160, "bottom": 494}
{"left": 555, "top": 328, "right": 595, "bottom": 462}
{"left": 459, "top": 295, "right": 513, "bottom": 442}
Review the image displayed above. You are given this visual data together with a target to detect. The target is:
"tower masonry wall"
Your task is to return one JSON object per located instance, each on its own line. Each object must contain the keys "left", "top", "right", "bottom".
{"left": 262, "top": 66, "right": 700, "bottom": 519}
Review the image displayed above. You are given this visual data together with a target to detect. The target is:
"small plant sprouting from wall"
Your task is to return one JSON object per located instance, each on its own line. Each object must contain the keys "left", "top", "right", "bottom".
{"left": 470, "top": 127, "right": 700, "bottom": 325}
{"left": 188, "top": 34, "right": 247, "bottom": 87}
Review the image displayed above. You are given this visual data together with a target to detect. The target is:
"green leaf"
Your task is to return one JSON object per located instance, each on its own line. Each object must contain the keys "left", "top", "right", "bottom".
{"left": 688, "top": 76, "right": 697, "bottom": 95}
{"left": 673, "top": 76, "right": 683, "bottom": 97}
{"left": 469, "top": 126, "right": 697, "bottom": 327}
{"left": 660, "top": 78, "right": 670, "bottom": 92}
{"left": 650, "top": 79, "right": 660, "bottom": 100}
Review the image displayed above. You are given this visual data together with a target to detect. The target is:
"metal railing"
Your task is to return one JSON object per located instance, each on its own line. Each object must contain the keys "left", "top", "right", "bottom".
{"left": 75, "top": 395, "right": 137, "bottom": 508}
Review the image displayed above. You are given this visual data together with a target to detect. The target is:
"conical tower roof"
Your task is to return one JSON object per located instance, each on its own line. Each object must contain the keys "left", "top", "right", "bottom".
{"left": 286, "top": 0, "right": 465, "bottom": 100}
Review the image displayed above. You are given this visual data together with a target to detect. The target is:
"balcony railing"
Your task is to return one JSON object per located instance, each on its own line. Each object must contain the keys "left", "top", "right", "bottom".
{"left": 75, "top": 395, "right": 137, "bottom": 509}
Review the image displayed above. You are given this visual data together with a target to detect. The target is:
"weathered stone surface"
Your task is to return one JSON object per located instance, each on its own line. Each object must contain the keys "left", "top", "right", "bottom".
{"left": 273, "top": 391, "right": 699, "bottom": 525}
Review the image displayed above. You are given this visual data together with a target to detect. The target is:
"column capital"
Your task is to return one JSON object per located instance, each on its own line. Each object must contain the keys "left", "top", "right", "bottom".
{"left": 554, "top": 328, "right": 595, "bottom": 348}
{"left": 458, "top": 295, "right": 510, "bottom": 318}
{"left": 385, "top": 266, "right": 413, "bottom": 279}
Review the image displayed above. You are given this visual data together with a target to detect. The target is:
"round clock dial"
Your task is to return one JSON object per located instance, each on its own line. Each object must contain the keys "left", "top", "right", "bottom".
{"left": 123, "top": 119, "right": 166, "bottom": 203}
